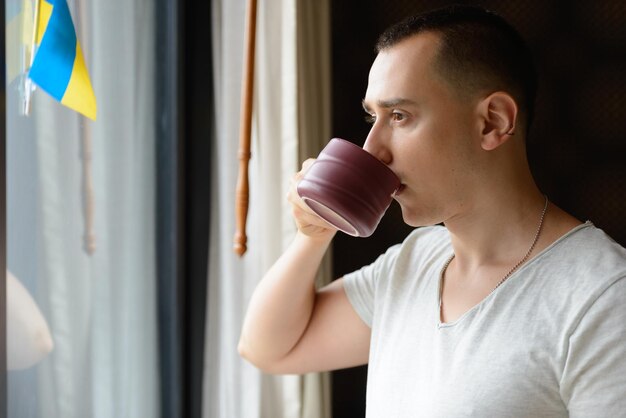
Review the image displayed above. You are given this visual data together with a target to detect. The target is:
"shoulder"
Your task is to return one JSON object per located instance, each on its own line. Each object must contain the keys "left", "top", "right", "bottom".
{"left": 403, "top": 224, "right": 450, "bottom": 247}
{"left": 346, "top": 224, "right": 452, "bottom": 290}
{"left": 343, "top": 224, "right": 451, "bottom": 284}
{"left": 391, "top": 224, "right": 451, "bottom": 272}
{"left": 398, "top": 224, "right": 451, "bottom": 259}
{"left": 557, "top": 222, "right": 626, "bottom": 257}
{"left": 539, "top": 222, "right": 626, "bottom": 289}
{"left": 554, "top": 228, "right": 626, "bottom": 413}
{"left": 342, "top": 225, "right": 451, "bottom": 326}
{"left": 528, "top": 222, "right": 626, "bottom": 335}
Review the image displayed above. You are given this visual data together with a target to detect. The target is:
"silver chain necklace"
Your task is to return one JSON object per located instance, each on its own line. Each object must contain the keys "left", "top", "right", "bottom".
{"left": 440, "top": 196, "right": 549, "bottom": 309}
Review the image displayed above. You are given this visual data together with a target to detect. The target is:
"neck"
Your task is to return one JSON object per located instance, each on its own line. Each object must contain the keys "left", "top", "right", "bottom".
{"left": 443, "top": 182, "right": 547, "bottom": 272}
{"left": 439, "top": 136, "right": 584, "bottom": 273}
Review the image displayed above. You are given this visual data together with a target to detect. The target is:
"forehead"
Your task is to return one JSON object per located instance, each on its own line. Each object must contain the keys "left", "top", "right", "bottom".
{"left": 365, "top": 32, "right": 449, "bottom": 105}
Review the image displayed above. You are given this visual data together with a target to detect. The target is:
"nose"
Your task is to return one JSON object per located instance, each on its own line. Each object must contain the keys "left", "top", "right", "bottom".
{"left": 363, "top": 127, "right": 392, "bottom": 165}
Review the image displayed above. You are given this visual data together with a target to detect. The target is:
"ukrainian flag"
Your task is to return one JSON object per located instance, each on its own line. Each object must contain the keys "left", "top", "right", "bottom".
{"left": 29, "top": 0, "right": 97, "bottom": 120}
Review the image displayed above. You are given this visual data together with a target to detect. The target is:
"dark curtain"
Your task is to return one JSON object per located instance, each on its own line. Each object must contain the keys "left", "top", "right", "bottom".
{"left": 331, "top": 1, "right": 626, "bottom": 416}
{"left": 180, "top": 0, "right": 214, "bottom": 416}
{"left": 1, "top": 0, "right": 7, "bottom": 416}
{"left": 155, "top": 0, "right": 213, "bottom": 417}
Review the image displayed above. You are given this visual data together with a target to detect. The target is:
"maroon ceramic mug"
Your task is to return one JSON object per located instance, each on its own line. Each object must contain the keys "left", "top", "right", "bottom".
{"left": 296, "top": 138, "right": 401, "bottom": 237}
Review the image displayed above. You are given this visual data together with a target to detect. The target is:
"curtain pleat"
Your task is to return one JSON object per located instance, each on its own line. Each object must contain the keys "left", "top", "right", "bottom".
{"left": 296, "top": 1, "right": 333, "bottom": 417}
{"left": 204, "top": 0, "right": 332, "bottom": 417}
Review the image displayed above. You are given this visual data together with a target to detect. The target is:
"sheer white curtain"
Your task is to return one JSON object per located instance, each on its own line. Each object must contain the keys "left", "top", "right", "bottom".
{"left": 6, "top": 0, "right": 159, "bottom": 417}
{"left": 204, "top": 0, "right": 331, "bottom": 417}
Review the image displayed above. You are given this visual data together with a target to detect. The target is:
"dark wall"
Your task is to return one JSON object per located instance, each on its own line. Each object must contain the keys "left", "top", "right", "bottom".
{"left": 330, "top": 1, "right": 626, "bottom": 416}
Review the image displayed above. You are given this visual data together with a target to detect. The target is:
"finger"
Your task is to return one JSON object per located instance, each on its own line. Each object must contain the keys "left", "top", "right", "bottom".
{"left": 292, "top": 205, "right": 328, "bottom": 228}
{"left": 288, "top": 186, "right": 327, "bottom": 223}
{"left": 301, "top": 158, "right": 316, "bottom": 172}
{"left": 287, "top": 186, "right": 311, "bottom": 212}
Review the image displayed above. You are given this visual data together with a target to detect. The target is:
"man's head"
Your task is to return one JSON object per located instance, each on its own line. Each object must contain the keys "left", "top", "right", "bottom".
{"left": 362, "top": 6, "right": 540, "bottom": 226}
{"left": 376, "top": 5, "right": 537, "bottom": 134}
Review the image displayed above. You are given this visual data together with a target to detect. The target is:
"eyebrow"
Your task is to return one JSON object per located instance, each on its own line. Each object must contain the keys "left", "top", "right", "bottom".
{"left": 361, "top": 98, "right": 418, "bottom": 112}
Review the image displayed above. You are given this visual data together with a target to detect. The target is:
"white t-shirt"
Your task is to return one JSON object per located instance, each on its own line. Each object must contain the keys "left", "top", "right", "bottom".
{"left": 343, "top": 222, "right": 626, "bottom": 417}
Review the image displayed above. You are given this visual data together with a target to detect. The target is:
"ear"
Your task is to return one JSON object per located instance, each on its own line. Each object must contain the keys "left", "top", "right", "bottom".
{"left": 477, "top": 92, "right": 518, "bottom": 151}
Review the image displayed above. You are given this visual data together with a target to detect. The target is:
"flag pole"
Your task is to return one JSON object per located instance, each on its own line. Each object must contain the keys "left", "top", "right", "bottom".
{"left": 233, "top": 0, "right": 258, "bottom": 257}
{"left": 23, "top": 0, "right": 42, "bottom": 116}
{"left": 76, "top": 0, "right": 96, "bottom": 254}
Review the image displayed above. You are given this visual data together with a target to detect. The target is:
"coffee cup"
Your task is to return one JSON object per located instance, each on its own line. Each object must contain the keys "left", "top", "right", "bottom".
{"left": 296, "top": 138, "right": 400, "bottom": 237}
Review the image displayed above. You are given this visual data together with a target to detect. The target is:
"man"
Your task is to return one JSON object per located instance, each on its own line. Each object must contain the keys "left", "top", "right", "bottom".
{"left": 239, "top": 5, "right": 626, "bottom": 416}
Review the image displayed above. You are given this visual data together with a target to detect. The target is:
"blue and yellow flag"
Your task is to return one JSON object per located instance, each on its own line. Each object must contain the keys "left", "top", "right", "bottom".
{"left": 29, "top": 0, "right": 97, "bottom": 120}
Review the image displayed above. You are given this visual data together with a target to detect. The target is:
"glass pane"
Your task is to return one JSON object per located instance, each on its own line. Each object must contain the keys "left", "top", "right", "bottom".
{"left": 6, "top": 1, "right": 159, "bottom": 416}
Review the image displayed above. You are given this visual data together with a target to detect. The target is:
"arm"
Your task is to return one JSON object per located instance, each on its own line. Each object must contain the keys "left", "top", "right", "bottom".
{"left": 238, "top": 161, "right": 371, "bottom": 374}
{"left": 562, "top": 277, "right": 626, "bottom": 416}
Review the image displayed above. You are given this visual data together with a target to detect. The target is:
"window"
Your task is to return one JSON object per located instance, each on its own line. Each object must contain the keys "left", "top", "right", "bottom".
{"left": 5, "top": 1, "right": 159, "bottom": 416}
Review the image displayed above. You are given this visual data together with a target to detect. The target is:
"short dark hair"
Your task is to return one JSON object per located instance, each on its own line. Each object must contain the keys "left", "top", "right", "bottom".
{"left": 376, "top": 5, "right": 537, "bottom": 132}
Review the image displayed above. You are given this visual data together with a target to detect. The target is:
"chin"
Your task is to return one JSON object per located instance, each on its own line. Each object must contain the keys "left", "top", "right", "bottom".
{"left": 399, "top": 208, "right": 429, "bottom": 228}
{"left": 398, "top": 203, "right": 442, "bottom": 228}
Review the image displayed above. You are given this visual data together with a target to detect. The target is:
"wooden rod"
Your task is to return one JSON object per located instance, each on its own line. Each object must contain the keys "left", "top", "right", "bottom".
{"left": 233, "top": 0, "right": 258, "bottom": 256}
{"left": 77, "top": 0, "right": 96, "bottom": 255}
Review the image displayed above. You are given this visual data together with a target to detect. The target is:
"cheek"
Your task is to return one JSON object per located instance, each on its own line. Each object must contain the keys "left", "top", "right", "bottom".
{"left": 398, "top": 129, "right": 470, "bottom": 192}
{"left": 401, "top": 124, "right": 452, "bottom": 170}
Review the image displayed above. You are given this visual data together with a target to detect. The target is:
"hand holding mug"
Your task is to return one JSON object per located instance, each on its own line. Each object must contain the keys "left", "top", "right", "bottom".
{"left": 296, "top": 138, "right": 400, "bottom": 238}
{"left": 287, "top": 159, "right": 338, "bottom": 241}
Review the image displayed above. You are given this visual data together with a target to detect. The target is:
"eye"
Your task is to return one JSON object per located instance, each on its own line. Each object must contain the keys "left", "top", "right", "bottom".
{"left": 364, "top": 113, "right": 376, "bottom": 124}
{"left": 391, "top": 111, "right": 406, "bottom": 122}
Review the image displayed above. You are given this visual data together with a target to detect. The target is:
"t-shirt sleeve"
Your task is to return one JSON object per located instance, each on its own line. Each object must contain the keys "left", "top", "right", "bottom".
{"left": 560, "top": 276, "right": 626, "bottom": 416}
{"left": 342, "top": 243, "right": 402, "bottom": 327}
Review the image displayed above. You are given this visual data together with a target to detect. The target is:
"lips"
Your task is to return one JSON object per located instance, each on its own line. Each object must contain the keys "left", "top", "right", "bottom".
{"left": 393, "top": 183, "right": 406, "bottom": 196}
